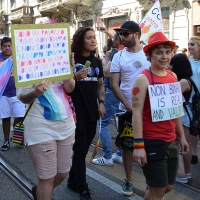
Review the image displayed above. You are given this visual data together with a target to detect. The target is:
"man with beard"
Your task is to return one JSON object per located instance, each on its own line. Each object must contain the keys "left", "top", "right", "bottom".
{"left": 110, "top": 21, "right": 150, "bottom": 196}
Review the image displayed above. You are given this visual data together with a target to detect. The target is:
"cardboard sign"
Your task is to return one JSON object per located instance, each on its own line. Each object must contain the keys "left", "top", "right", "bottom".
{"left": 148, "top": 82, "right": 184, "bottom": 122}
{"left": 11, "top": 24, "right": 73, "bottom": 87}
{"left": 139, "top": 0, "right": 164, "bottom": 45}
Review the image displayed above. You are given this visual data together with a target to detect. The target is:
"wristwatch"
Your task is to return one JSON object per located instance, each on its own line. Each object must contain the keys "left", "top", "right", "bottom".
{"left": 99, "top": 100, "right": 104, "bottom": 105}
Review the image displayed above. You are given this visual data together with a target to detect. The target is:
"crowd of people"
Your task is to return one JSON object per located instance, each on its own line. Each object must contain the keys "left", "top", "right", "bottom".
{"left": 0, "top": 19, "right": 200, "bottom": 200}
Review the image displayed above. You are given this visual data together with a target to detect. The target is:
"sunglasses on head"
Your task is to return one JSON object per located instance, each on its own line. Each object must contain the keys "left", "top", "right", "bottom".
{"left": 119, "top": 32, "right": 134, "bottom": 38}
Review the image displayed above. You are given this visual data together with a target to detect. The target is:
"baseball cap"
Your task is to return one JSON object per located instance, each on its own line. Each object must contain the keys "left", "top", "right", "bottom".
{"left": 114, "top": 21, "right": 141, "bottom": 34}
{"left": 143, "top": 32, "right": 176, "bottom": 53}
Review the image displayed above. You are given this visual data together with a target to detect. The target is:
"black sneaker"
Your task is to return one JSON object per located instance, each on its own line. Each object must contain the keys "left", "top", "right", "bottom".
{"left": 191, "top": 155, "right": 198, "bottom": 165}
{"left": 80, "top": 189, "right": 93, "bottom": 200}
{"left": 1, "top": 140, "right": 10, "bottom": 151}
{"left": 32, "top": 185, "right": 37, "bottom": 200}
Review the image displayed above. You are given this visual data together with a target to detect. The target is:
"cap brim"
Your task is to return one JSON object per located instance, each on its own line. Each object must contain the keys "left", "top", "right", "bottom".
{"left": 143, "top": 41, "right": 176, "bottom": 53}
{"left": 113, "top": 28, "right": 130, "bottom": 31}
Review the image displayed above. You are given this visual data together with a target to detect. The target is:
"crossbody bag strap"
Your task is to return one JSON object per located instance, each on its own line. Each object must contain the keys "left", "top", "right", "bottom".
{"left": 149, "top": 67, "right": 155, "bottom": 85}
{"left": 19, "top": 101, "right": 34, "bottom": 128}
{"left": 183, "top": 102, "right": 192, "bottom": 124}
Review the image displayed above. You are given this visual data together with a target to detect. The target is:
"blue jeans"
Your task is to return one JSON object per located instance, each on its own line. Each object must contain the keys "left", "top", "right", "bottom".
{"left": 98, "top": 88, "right": 122, "bottom": 159}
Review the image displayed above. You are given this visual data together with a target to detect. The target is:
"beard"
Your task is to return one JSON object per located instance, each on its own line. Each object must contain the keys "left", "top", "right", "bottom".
{"left": 123, "top": 36, "right": 136, "bottom": 48}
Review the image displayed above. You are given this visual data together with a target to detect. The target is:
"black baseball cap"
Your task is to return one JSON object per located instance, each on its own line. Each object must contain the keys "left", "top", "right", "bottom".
{"left": 114, "top": 21, "right": 141, "bottom": 34}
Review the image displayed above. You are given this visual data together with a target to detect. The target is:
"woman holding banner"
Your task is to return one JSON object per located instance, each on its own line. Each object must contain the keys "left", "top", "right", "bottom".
{"left": 17, "top": 18, "right": 76, "bottom": 200}
{"left": 132, "top": 32, "right": 189, "bottom": 200}
{"left": 17, "top": 77, "right": 76, "bottom": 200}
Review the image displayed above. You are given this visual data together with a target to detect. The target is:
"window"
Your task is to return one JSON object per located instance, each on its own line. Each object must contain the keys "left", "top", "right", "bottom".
{"left": 108, "top": 16, "right": 127, "bottom": 36}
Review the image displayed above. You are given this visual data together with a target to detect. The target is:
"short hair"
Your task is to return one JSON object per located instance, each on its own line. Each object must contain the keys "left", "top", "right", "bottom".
{"left": 1, "top": 37, "right": 11, "bottom": 47}
{"left": 146, "top": 44, "right": 173, "bottom": 62}
{"left": 71, "top": 27, "right": 95, "bottom": 56}
{"left": 170, "top": 53, "right": 193, "bottom": 80}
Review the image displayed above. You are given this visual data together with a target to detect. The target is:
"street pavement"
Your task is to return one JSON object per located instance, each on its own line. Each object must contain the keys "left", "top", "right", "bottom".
{"left": 1, "top": 120, "right": 200, "bottom": 200}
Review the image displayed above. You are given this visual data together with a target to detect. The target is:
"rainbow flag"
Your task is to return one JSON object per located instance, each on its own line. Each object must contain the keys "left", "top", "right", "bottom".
{"left": 90, "top": 138, "right": 100, "bottom": 164}
{"left": 90, "top": 118, "right": 102, "bottom": 164}
{"left": 0, "top": 57, "right": 13, "bottom": 98}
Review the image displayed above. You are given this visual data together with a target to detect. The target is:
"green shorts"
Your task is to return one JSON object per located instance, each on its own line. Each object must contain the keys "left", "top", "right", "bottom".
{"left": 142, "top": 140, "right": 178, "bottom": 188}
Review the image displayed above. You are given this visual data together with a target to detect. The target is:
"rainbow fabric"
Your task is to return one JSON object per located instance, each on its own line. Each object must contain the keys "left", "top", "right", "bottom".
{"left": 0, "top": 57, "right": 13, "bottom": 98}
{"left": 12, "top": 123, "right": 24, "bottom": 145}
{"left": 90, "top": 138, "right": 100, "bottom": 164}
{"left": 133, "top": 138, "right": 145, "bottom": 149}
{"left": 38, "top": 84, "right": 72, "bottom": 120}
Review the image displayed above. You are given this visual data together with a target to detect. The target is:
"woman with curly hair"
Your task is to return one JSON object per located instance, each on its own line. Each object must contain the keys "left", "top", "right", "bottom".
{"left": 67, "top": 27, "right": 105, "bottom": 200}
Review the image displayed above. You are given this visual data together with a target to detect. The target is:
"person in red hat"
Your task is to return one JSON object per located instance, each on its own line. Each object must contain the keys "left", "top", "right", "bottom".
{"left": 132, "top": 32, "right": 189, "bottom": 200}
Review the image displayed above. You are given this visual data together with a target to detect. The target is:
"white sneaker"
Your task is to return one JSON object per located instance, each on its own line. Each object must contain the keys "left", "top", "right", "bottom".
{"left": 176, "top": 174, "right": 188, "bottom": 184}
{"left": 186, "top": 172, "right": 192, "bottom": 179}
{"left": 92, "top": 156, "right": 113, "bottom": 166}
{"left": 112, "top": 153, "right": 123, "bottom": 164}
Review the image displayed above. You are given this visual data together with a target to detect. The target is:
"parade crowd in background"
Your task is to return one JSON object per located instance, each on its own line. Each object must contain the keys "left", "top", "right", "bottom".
{"left": 0, "top": 17, "right": 200, "bottom": 200}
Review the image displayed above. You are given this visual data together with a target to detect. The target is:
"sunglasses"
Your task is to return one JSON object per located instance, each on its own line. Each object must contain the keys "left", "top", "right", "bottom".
{"left": 119, "top": 32, "right": 134, "bottom": 38}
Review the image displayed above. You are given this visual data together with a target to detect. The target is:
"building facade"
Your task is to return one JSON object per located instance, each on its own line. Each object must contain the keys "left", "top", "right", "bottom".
{"left": 0, "top": 0, "right": 199, "bottom": 52}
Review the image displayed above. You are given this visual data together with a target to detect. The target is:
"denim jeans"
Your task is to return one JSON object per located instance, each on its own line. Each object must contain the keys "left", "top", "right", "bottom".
{"left": 98, "top": 88, "right": 122, "bottom": 159}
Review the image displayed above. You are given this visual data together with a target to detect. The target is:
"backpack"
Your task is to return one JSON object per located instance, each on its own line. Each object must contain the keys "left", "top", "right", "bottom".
{"left": 183, "top": 78, "right": 200, "bottom": 137}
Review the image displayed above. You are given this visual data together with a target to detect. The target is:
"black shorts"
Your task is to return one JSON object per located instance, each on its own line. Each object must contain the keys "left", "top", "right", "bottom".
{"left": 142, "top": 140, "right": 178, "bottom": 188}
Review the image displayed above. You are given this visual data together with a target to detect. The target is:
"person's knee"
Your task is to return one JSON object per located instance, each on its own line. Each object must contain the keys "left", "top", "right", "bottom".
{"left": 38, "top": 177, "right": 55, "bottom": 185}
{"left": 149, "top": 187, "right": 166, "bottom": 199}
{"left": 165, "top": 185, "right": 173, "bottom": 193}
{"left": 56, "top": 173, "right": 68, "bottom": 181}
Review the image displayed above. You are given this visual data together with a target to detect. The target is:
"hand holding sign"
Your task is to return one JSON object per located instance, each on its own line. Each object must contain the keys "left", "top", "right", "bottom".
{"left": 34, "top": 80, "right": 50, "bottom": 97}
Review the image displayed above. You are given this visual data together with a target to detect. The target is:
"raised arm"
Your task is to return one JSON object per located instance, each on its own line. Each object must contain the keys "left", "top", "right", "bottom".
{"left": 132, "top": 74, "right": 149, "bottom": 166}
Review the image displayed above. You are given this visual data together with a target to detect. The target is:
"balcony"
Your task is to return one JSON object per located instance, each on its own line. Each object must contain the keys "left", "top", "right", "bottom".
{"left": 10, "top": 5, "right": 33, "bottom": 22}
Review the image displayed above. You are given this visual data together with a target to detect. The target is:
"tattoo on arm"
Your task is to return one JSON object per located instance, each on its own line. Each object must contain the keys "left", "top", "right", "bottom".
{"left": 132, "top": 87, "right": 140, "bottom": 108}
{"left": 100, "top": 91, "right": 105, "bottom": 97}
{"left": 68, "top": 83, "right": 73, "bottom": 90}
{"left": 132, "top": 102, "right": 140, "bottom": 108}
{"left": 132, "top": 87, "right": 140, "bottom": 96}
{"left": 18, "top": 90, "right": 37, "bottom": 104}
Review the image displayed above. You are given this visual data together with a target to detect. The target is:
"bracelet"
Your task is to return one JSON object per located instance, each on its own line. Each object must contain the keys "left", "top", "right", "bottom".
{"left": 133, "top": 138, "right": 145, "bottom": 149}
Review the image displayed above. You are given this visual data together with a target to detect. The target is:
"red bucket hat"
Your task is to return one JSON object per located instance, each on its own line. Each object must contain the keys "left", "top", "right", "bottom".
{"left": 143, "top": 32, "right": 176, "bottom": 53}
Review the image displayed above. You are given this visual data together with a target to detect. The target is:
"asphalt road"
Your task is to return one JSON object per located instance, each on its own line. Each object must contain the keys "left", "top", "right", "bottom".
{"left": 1, "top": 120, "right": 200, "bottom": 200}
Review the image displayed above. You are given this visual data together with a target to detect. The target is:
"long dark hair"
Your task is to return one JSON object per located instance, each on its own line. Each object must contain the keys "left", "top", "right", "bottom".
{"left": 170, "top": 53, "right": 193, "bottom": 80}
{"left": 71, "top": 26, "right": 95, "bottom": 56}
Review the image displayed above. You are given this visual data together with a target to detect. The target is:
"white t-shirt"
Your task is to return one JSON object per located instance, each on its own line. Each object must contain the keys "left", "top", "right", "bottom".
{"left": 110, "top": 47, "right": 150, "bottom": 111}
{"left": 17, "top": 82, "right": 76, "bottom": 146}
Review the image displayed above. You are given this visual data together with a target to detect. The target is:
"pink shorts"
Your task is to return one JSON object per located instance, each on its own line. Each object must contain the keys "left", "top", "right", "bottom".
{"left": 26, "top": 134, "right": 75, "bottom": 180}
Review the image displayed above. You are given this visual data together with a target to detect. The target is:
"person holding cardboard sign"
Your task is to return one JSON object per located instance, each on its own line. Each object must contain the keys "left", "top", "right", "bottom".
{"left": 132, "top": 32, "right": 189, "bottom": 200}
{"left": 17, "top": 75, "right": 76, "bottom": 200}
